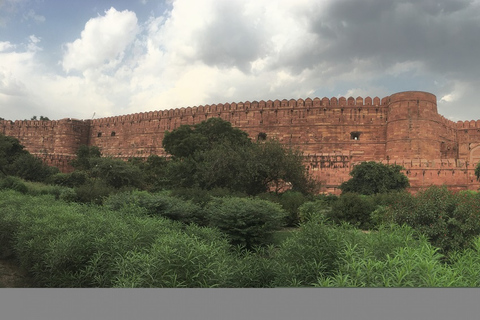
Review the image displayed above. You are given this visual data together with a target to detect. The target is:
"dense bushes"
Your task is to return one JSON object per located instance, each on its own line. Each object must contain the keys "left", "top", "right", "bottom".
{"left": 207, "top": 197, "right": 287, "bottom": 249}
{"left": 106, "top": 192, "right": 289, "bottom": 248}
{"left": 0, "top": 176, "right": 28, "bottom": 194}
{"left": 105, "top": 191, "right": 207, "bottom": 226}
{"left": 339, "top": 161, "right": 409, "bottom": 195}
{"left": 5, "top": 189, "right": 480, "bottom": 287}
{"left": 0, "top": 134, "right": 58, "bottom": 182}
{"left": 328, "top": 193, "right": 375, "bottom": 230}
{"left": 271, "top": 220, "right": 345, "bottom": 286}
{"left": 391, "top": 186, "right": 480, "bottom": 254}
{"left": 0, "top": 190, "right": 236, "bottom": 287}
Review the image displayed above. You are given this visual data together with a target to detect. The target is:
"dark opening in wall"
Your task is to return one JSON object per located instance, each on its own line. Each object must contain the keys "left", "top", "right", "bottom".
{"left": 97, "top": 132, "right": 102, "bottom": 137}
{"left": 257, "top": 132, "right": 267, "bottom": 141}
{"left": 111, "top": 131, "right": 116, "bottom": 137}
{"left": 350, "top": 131, "right": 361, "bottom": 140}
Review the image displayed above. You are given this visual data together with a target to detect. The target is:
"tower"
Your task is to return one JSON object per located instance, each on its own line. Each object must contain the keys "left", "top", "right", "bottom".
{"left": 385, "top": 91, "right": 440, "bottom": 160}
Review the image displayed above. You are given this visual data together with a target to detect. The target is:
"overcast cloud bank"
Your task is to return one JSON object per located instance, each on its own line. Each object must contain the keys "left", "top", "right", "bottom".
{"left": 1, "top": 0, "right": 480, "bottom": 121}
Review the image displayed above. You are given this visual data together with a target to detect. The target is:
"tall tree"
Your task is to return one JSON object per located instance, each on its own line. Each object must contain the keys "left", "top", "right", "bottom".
{"left": 162, "top": 117, "right": 250, "bottom": 158}
{"left": 162, "top": 118, "right": 317, "bottom": 195}
{"left": 0, "top": 134, "right": 58, "bottom": 181}
{"left": 339, "top": 161, "right": 409, "bottom": 195}
{"left": 70, "top": 145, "right": 101, "bottom": 171}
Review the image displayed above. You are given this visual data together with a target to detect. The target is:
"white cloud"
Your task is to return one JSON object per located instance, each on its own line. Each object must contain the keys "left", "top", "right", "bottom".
{"left": 22, "top": 9, "right": 45, "bottom": 23}
{"left": 62, "top": 7, "right": 139, "bottom": 73}
{"left": 0, "top": 41, "right": 15, "bottom": 52}
{"left": 3, "top": 0, "right": 480, "bottom": 122}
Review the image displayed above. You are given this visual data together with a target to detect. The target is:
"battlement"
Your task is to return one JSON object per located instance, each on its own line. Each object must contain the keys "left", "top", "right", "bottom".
{"left": 3, "top": 90, "right": 480, "bottom": 194}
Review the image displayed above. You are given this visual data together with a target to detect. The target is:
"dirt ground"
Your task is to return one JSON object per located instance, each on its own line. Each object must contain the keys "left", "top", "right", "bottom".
{"left": 0, "top": 259, "right": 33, "bottom": 288}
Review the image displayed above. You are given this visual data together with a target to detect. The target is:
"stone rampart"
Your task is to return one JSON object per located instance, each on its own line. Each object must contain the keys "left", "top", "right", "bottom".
{"left": 2, "top": 91, "right": 480, "bottom": 193}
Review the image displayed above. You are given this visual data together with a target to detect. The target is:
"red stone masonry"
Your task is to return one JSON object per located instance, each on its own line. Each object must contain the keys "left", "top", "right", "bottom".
{"left": 2, "top": 91, "right": 479, "bottom": 194}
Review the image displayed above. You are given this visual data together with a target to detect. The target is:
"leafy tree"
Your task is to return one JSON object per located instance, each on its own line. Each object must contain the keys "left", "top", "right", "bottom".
{"left": 253, "top": 140, "right": 317, "bottom": 194}
{"left": 70, "top": 145, "right": 101, "bottom": 171}
{"left": 129, "top": 155, "right": 169, "bottom": 191}
{"left": 162, "top": 119, "right": 317, "bottom": 196}
{"left": 474, "top": 162, "right": 480, "bottom": 182}
{"left": 163, "top": 117, "right": 250, "bottom": 158}
{"left": 30, "top": 116, "right": 50, "bottom": 121}
{"left": 8, "top": 153, "right": 58, "bottom": 181}
{"left": 0, "top": 134, "right": 26, "bottom": 177}
{"left": 339, "top": 161, "right": 409, "bottom": 195}
{"left": 89, "top": 157, "right": 144, "bottom": 189}
{"left": 0, "top": 134, "right": 57, "bottom": 181}
{"left": 328, "top": 193, "right": 376, "bottom": 230}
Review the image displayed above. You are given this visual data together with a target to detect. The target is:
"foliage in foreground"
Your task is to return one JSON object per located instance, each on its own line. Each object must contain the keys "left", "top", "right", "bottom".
{"left": 3, "top": 190, "right": 480, "bottom": 288}
{"left": 206, "top": 197, "right": 287, "bottom": 249}
{"left": 390, "top": 186, "right": 480, "bottom": 254}
{"left": 0, "top": 190, "right": 236, "bottom": 287}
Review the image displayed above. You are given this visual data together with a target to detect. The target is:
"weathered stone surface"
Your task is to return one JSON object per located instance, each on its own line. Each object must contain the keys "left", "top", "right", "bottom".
{"left": 2, "top": 91, "right": 479, "bottom": 194}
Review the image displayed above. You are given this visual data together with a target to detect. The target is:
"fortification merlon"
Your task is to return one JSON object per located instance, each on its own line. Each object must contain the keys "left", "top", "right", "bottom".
{"left": 91, "top": 95, "right": 389, "bottom": 124}
{"left": 456, "top": 120, "right": 480, "bottom": 129}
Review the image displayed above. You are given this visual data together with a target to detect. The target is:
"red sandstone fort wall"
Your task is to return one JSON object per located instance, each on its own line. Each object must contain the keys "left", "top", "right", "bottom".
{"left": 2, "top": 91, "right": 480, "bottom": 193}
{"left": 88, "top": 95, "right": 389, "bottom": 162}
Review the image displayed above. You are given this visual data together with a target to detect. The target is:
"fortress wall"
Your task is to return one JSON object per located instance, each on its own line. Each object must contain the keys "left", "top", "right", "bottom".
{"left": 1, "top": 118, "right": 90, "bottom": 155}
{"left": 455, "top": 120, "right": 480, "bottom": 162}
{"left": 4, "top": 90, "right": 480, "bottom": 193}
{"left": 310, "top": 157, "right": 479, "bottom": 195}
{"left": 1, "top": 119, "right": 58, "bottom": 154}
{"left": 1, "top": 118, "right": 90, "bottom": 172}
{"left": 87, "top": 96, "right": 390, "bottom": 162}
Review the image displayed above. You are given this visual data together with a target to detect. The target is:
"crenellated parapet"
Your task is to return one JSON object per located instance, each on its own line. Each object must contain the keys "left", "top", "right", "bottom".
{"left": 4, "top": 90, "right": 480, "bottom": 193}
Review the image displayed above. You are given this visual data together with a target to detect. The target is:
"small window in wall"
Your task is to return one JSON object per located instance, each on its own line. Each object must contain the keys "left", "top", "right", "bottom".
{"left": 111, "top": 131, "right": 116, "bottom": 137}
{"left": 350, "top": 131, "right": 361, "bottom": 140}
{"left": 257, "top": 132, "right": 267, "bottom": 141}
{"left": 97, "top": 132, "right": 102, "bottom": 137}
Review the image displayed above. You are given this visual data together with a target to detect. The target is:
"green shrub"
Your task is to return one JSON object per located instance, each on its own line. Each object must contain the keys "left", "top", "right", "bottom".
{"left": 391, "top": 186, "right": 480, "bottom": 254}
{"left": 22, "top": 181, "right": 65, "bottom": 198}
{"left": 170, "top": 187, "right": 246, "bottom": 207}
{"left": 258, "top": 191, "right": 310, "bottom": 226}
{"left": 112, "top": 230, "right": 235, "bottom": 288}
{"left": 105, "top": 191, "right": 207, "bottom": 225}
{"left": 320, "top": 238, "right": 457, "bottom": 287}
{"left": 48, "top": 171, "right": 89, "bottom": 188}
{"left": 328, "top": 193, "right": 375, "bottom": 230}
{"left": 0, "top": 191, "right": 192, "bottom": 287}
{"left": 448, "top": 237, "right": 480, "bottom": 287}
{"left": 370, "top": 205, "right": 395, "bottom": 228}
{"left": 226, "top": 246, "right": 277, "bottom": 288}
{"left": 207, "top": 197, "right": 287, "bottom": 249}
{"left": 0, "top": 176, "right": 28, "bottom": 194}
{"left": 271, "top": 221, "right": 346, "bottom": 287}
{"left": 298, "top": 200, "right": 331, "bottom": 223}
{"left": 59, "top": 188, "right": 78, "bottom": 202}
{"left": 74, "top": 179, "right": 115, "bottom": 205}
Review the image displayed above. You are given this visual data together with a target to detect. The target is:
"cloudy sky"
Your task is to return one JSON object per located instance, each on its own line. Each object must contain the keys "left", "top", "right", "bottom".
{"left": 1, "top": 0, "right": 480, "bottom": 122}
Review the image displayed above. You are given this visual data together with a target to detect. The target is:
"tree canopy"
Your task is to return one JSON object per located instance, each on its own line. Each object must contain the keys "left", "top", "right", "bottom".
{"left": 162, "top": 118, "right": 317, "bottom": 195}
{"left": 339, "top": 161, "right": 409, "bottom": 195}
{"left": 475, "top": 162, "right": 480, "bottom": 182}
{"left": 0, "top": 134, "right": 58, "bottom": 181}
{"left": 162, "top": 117, "right": 250, "bottom": 158}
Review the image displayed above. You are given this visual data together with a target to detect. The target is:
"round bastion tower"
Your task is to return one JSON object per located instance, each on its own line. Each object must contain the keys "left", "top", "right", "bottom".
{"left": 385, "top": 91, "right": 441, "bottom": 160}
